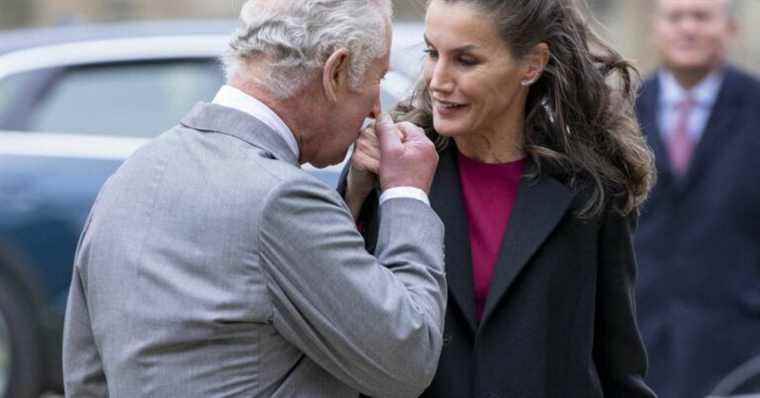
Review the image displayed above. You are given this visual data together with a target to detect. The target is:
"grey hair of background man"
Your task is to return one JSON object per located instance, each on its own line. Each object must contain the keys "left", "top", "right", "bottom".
{"left": 223, "top": 0, "right": 393, "bottom": 99}
{"left": 653, "top": 0, "right": 738, "bottom": 19}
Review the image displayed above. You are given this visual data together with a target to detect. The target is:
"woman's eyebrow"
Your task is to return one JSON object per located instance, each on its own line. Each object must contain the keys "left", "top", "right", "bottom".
{"left": 423, "top": 35, "right": 480, "bottom": 52}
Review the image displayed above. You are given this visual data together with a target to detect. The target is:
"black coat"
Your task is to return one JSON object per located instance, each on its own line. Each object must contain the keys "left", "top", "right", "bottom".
{"left": 342, "top": 146, "right": 655, "bottom": 397}
{"left": 634, "top": 66, "right": 760, "bottom": 398}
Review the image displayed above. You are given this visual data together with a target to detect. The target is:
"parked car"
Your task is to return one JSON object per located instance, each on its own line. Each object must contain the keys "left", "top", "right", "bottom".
{"left": 708, "top": 354, "right": 760, "bottom": 398}
{"left": 0, "top": 20, "right": 424, "bottom": 397}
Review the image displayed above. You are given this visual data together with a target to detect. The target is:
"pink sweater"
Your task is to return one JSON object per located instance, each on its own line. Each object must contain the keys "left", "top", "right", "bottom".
{"left": 457, "top": 151, "right": 524, "bottom": 320}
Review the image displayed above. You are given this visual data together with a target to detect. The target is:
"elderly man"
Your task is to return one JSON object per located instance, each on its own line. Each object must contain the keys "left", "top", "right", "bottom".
{"left": 62, "top": 1, "right": 446, "bottom": 397}
{"left": 635, "top": 0, "right": 760, "bottom": 397}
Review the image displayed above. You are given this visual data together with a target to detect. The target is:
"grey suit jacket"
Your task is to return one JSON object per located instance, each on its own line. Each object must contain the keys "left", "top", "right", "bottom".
{"left": 62, "top": 103, "right": 447, "bottom": 398}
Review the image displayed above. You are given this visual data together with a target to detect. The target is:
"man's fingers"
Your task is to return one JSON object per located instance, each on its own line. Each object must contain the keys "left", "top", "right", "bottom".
{"left": 351, "top": 151, "right": 380, "bottom": 173}
{"left": 396, "top": 122, "right": 426, "bottom": 143}
{"left": 376, "top": 113, "right": 403, "bottom": 154}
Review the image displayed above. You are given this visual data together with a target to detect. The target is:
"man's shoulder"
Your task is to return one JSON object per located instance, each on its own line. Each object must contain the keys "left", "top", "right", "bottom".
{"left": 722, "top": 65, "right": 760, "bottom": 101}
{"left": 106, "top": 122, "right": 335, "bottom": 211}
{"left": 636, "top": 72, "right": 660, "bottom": 110}
{"left": 724, "top": 64, "right": 760, "bottom": 85}
{"left": 640, "top": 71, "right": 660, "bottom": 88}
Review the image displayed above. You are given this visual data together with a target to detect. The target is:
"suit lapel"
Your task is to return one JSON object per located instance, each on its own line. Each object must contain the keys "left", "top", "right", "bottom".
{"left": 638, "top": 77, "right": 675, "bottom": 187}
{"left": 680, "top": 68, "right": 743, "bottom": 191}
{"left": 480, "top": 174, "right": 575, "bottom": 326}
{"left": 430, "top": 146, "right": 478, "bottom": 332}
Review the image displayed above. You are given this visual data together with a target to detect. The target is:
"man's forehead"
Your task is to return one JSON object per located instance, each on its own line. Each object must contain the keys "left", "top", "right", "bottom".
{"left": 656, "top": 0, "right": 731, "bottom": 14}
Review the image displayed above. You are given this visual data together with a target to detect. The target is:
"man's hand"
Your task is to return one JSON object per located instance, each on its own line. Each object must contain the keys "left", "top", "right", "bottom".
{"left": 376, "top": 113, "right": 438, "bottom": 195}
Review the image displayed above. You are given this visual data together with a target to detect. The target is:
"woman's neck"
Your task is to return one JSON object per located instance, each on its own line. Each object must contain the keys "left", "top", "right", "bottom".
{"left": 454, "top": 123, "right": 525, "bottom": 164}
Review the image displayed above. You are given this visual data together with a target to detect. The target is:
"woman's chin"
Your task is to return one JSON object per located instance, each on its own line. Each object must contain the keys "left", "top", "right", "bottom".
{"left": 433, "top": 121, "right": 466, "bottom": 138}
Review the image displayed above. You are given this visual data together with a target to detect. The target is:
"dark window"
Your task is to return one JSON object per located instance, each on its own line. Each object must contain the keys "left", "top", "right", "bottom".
{"left": 0, "top": 72, "right": 21, "bottom": 112}
{"left": 0, "top": 58, "right": 413, "bottom": 137}
{"left": 0, "top": 69, "right": 44, "bottom": 126}
{"left": 3, "top": 59, "right": 225, "bottom": 137}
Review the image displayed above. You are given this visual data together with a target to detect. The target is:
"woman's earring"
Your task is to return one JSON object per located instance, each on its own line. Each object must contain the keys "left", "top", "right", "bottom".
{"left": 521, "top": 77, "right": 538, "bottom": 86}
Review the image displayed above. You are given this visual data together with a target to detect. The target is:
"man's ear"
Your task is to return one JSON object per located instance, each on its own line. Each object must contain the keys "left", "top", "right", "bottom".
{"left": 521, "top": 42, "right": 549, "bottom": 86}
{"left": 322, "top": 48, "right": 351, "bottom": 103}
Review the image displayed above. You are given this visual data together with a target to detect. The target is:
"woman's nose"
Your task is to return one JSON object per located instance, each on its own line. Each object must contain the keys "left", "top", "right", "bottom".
{"left": 427, "top": 60, "right": 454, "bottom": 93}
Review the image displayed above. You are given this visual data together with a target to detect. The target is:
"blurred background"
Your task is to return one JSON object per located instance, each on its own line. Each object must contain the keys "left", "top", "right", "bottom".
{"left": 1, "top": 0, "right": 759, "bottom": 73}
{"left": 0, "top": 1, "right": 759, "bottom": 398}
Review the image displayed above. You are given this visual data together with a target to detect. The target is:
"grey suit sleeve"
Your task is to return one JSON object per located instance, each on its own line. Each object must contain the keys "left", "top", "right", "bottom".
{"left": 258, "top": 176, "right": 446, "bottom": 398}
{"left": 63, "top": 212, "right": 108, "bottom": 397}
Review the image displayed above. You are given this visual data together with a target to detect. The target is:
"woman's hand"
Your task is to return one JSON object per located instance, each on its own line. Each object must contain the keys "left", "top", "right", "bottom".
{"left": 346, "top": 125, "right": 381, "bottom": 219}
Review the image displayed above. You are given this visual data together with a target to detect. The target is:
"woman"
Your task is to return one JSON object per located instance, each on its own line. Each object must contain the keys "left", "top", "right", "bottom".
{"left": 341, "top": 0, "right": 656, "bottom": 396}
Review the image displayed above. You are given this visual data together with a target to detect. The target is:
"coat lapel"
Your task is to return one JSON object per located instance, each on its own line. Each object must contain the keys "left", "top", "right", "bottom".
{"left": 680, "top": 68, "right": 743, "bottom": 191}
{"left": 480, "top": 173, "right": 575, "bottom": 326}
{"left": 430, "top": 146, "right": 478, "bottom": 332}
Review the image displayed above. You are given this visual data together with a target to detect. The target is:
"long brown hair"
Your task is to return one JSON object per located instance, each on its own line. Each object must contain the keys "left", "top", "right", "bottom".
{"left": 395, "top": 0, "right": 655, "bottom": 218}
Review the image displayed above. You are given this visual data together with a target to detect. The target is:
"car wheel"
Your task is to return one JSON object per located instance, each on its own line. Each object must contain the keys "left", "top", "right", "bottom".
{"left": 0, "top": 275, "right": 43, "bottom": 398}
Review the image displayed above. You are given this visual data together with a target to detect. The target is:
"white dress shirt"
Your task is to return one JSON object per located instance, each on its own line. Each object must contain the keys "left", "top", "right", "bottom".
{"left": 212, "top": 85, "right": 300, "bottom": 158}
{"left": 657, "top": 69, "right": 723, "bottom": 144}
{"left": 211, "top": 85, "right": 429, "bottom": 207}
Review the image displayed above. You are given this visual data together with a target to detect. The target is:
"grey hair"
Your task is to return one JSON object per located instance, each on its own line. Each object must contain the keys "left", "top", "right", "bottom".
{"left": 654, "top": 0, "right": 738, "bottom": 19}
{"left": 223, "top": 0, "right": 393, "bottom": 98}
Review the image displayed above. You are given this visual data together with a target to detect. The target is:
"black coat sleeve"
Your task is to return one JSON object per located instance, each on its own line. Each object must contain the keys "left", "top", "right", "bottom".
{"left": 336, "top": 163, "right": 381, "bottom": 253}
{"left": 593, "top": 209, "right": 657, "bottom": 397}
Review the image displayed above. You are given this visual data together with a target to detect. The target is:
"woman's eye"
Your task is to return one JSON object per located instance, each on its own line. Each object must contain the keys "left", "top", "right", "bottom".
{"left": 458, "top": 56, "right": 478, "bottom": 66}
{"left": 423, "top": 48, "right": 439, "bottom": 59}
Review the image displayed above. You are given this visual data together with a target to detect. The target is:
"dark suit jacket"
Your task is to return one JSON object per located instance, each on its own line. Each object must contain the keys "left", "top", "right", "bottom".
{"left": 342, "top": 146, "right": 655, "bottom": 397}
{"left": 635, "top": 66, "right": 760, "bottom": 398}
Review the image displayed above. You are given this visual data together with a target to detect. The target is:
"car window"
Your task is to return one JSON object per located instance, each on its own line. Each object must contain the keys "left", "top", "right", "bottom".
{"left": 0, "top": 58, "right": 414, "bottom": 138}
{"left": 25, "top": 60, "right": 225, "bottom": 137}
{"left": 0, "top": 70, "right": 37, "bottom": 119}
{"left": 0, "top": 74, "right": 17, "bottom": 112}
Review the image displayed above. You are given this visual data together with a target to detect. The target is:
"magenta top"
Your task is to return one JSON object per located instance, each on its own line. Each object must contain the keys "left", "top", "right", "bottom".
{"left": 457, "top": 151, "right": 524, "bottom": 321}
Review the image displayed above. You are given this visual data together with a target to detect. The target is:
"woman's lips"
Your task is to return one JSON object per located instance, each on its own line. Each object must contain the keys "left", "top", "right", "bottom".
{"left": 433, "top": 100, "right": 469, "bottom": 117}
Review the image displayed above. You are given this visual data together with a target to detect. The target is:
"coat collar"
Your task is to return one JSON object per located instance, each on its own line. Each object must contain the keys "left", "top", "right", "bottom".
{"left": 180, "top": 102, "right": 300, "bottom": 166}
{"left": 431, "top": 145, "right": 575, "bottom": 332}
{"left": 430, "top": 145, "right": 477, "bottom": 331}
{"left": 479, "top": 167, "right": 575, "bottom": 327}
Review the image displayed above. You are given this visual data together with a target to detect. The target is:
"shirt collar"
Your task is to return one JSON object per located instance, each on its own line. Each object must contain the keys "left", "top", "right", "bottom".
{"left": 212, "top": 85, "right": 299, "bottom": 159}
{"left": 658, "top": 69, "right": 724, "bottom": 109}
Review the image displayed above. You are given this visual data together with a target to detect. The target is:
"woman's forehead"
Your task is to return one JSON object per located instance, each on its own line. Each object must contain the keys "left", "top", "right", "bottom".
{"left": 424, "top": 1, "right": 502, "bottom": 48}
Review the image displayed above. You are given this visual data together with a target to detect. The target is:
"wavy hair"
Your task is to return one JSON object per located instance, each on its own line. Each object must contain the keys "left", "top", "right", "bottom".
{"left": 395, "top": 0, "right": 655, "bottom": 218}
{"left": 223, "top": 0, "right": 393, "bottom": 98}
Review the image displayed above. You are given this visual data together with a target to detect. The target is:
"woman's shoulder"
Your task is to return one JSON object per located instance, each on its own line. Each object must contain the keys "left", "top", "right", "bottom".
{"left": 536, "top": 169, "right": 633, "bottom": 225}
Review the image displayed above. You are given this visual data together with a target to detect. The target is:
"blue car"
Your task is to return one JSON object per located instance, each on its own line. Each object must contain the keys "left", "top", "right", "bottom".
{"left": 0, "top": 20, "right": 423, "bottom": 397}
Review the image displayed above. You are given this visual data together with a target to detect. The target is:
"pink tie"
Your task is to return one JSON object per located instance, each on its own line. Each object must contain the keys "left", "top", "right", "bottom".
{"left": 668, "top": 97, "right": 696, "bottom": 176}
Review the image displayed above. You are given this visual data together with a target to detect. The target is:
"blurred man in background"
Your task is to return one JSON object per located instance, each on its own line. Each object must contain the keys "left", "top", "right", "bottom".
{"left": 62, "top": 0, "right": 447, "bottom": 397}
{"left": 635, "top": 0, "right": 760, "bottom": 396}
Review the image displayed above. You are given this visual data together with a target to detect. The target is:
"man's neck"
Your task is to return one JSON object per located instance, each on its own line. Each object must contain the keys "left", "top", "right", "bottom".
{"left": 668, "top": 65, "right": 721, "bottom": 90}
{"left": 228, "top": 76, "right": 324, "bottom": 165}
